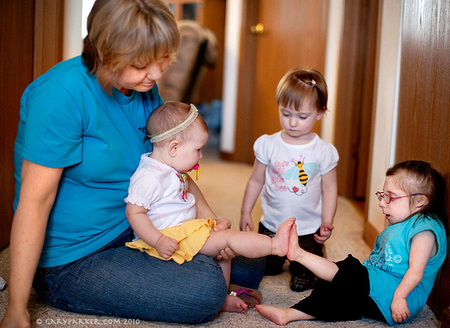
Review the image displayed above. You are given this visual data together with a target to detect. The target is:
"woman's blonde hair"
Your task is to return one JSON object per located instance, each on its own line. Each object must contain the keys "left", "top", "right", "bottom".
{"left": 82, "top": 0, "right": 180, "bottom": 93}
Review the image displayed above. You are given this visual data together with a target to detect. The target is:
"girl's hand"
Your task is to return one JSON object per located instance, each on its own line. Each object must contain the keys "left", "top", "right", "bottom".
{"left": 314, "top": 224, "right": 334, "bottom": 244}
{"left": 391, "top": 296, "right": 410, "bottom": 323}
{"left": 239, "top": 214, "right": 254, "bottom": 231}
{"left": 155, "top": 235, "right": 178, "bottom": 259}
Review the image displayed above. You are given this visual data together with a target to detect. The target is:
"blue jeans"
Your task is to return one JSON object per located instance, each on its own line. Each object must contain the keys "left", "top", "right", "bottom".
{"left": 33, "top": 227, "right": 265, "bottom": 324}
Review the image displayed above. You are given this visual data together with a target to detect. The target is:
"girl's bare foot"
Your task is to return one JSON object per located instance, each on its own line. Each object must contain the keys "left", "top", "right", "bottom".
{"left": 287, "top": 222, "right": 302, "bottom": 261}
{"left": 272, "top": 217, "right": 295, "bottom": 257}
{"left": 255, "top": 304, "right": 291, "bottom": 325}
{"left": 221, "top": 295, "right": 248, "bottom": 313}
{"left": 256, "top": 304, "right": 314, "bottom": 325}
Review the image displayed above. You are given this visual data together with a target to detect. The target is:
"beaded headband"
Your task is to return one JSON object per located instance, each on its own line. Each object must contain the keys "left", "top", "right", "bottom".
{"left": 148, "top": 104, "right": 198, "bottom": 143}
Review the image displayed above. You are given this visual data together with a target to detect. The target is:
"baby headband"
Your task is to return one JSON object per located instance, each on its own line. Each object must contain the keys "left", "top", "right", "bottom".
{"left": 148, "top": 104, "right": 198, "bottom": 143}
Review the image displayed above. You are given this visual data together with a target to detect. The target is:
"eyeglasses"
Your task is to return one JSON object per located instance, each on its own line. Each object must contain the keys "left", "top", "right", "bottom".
{"left": 375, "top": 191, "right": 423, "bottom": 204}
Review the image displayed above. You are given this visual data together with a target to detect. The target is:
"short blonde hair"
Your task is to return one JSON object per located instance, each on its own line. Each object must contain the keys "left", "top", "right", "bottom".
{"left": 82, "top": 0, "right": 180, "bottom": 93}
{"left": 276, "top": 68, "right": 328, "bottom": 113}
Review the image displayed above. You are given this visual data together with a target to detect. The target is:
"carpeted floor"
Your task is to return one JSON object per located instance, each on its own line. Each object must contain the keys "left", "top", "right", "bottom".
{"left": 0, "top": 153, "right": 441, "bottom": 327}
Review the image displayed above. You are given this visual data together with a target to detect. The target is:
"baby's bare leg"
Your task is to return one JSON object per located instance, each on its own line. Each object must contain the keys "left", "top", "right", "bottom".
{"left": 255, "top": 304, "right": 315, "bottom": 326}
{"left": 200, "top": 218, "right": 294, "bottom": 258}
{"left": 287, "top": 223, "right": 338, "bottom": 282}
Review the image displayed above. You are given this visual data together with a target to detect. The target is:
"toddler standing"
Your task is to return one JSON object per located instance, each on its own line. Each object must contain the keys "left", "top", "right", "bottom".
{"left": 240, "top": 69, "right": 339, "bottom": 291}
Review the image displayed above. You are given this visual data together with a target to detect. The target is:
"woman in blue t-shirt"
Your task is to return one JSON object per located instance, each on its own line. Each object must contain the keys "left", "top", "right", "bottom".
{"left": 1, "top": 0, "right": 256, "bottom": 326}
{"left": 255, "top": 160, "right": 447, "bottom": 326}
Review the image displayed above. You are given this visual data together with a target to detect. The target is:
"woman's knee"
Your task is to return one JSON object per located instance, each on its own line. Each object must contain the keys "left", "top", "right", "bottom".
{"left": 170, "top": 254, "right": 227, "bottom": 323}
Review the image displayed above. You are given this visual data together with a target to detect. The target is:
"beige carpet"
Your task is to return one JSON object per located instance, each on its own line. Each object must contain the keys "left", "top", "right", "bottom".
{"left": 0, "top": 154, "right": 440, "bottom": 327}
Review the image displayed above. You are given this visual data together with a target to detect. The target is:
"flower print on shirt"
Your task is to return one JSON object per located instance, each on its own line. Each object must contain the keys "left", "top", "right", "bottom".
{"left": 269, "top": 160, "right": 290, "bottom": 192}
{"left": 176, "top": 172, "right": 188, "bottom": 202}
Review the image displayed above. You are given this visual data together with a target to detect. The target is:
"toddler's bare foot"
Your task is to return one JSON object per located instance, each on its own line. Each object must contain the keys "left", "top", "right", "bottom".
{"left": 272, "top": 217, "right": 295, "bottom": 256}
{"left": 221, "top": 295, "right": 248, "bottom": 313}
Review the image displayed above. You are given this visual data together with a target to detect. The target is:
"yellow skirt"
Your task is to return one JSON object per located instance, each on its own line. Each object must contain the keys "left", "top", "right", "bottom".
{"left": 125, "top": 218, "right": 216, "bottom": 264}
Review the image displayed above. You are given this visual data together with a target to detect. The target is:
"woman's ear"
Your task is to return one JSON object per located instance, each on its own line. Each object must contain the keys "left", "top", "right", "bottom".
{"left": 169, "top": 140, "right": 180, "bottom": 157}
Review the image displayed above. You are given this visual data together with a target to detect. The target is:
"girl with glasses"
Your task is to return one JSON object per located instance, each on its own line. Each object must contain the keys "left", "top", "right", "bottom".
{"left": 255, "top": 160, "right": 447, "bottom": 326}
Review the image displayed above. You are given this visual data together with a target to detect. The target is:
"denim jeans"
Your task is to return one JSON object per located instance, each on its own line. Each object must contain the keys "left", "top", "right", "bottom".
{"left": 33, "top": 227, "right": 265, "bottom": 324}
{"left": 230, "top": 256, "right": 265, "bottom": 289}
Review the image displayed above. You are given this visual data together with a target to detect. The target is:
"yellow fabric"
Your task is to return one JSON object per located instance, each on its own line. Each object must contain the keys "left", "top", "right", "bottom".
{"left": 125, "top": 218, "right": 216, "bottom": 264}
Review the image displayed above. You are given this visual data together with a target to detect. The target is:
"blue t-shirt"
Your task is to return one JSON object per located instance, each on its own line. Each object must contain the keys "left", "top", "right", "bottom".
{"left": 363, "top": 214, "right": 447, "bottom": 325}
{"left": 14, "top": 56, "right": 163, "bottom": 267}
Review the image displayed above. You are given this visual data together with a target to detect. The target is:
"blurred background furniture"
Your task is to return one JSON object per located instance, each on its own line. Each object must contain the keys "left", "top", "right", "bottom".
{"left": 157, "top": 20, "right": 218, "bottom": 104}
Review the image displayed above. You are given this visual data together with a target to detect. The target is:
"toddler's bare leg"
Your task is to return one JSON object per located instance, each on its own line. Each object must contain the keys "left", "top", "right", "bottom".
{"left": 255, "top": 304, "right": 315, "bottom": 326}
{"left": 287, "top": 223, "right": 338, "bottom": 282}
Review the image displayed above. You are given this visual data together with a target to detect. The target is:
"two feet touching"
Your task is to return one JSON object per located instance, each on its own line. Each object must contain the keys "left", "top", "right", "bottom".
{"left": 271, "top": 217, "right": 296, "bottom": 257}
{"left": 272, "top": 217, "right": 305, "bottom": 262}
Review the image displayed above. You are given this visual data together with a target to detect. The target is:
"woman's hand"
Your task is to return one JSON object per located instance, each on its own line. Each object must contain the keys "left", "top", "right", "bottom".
{"left": 212, "top": 218, "right": 237, "bottom": 261}
{"left": 214, "top": 247, "right": 237, "bottom": 261}
{"left": 0, "top": 305, "right": 31, "bottom": 328}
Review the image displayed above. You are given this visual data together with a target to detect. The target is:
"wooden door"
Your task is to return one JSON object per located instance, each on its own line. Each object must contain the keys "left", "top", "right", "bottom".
{"left": 333, "top": 0, "right": 379, "bottom": 200}
{"left": 0, "top": 0, "right": 63, "bottom": 250}
{"left": 231, "top": 0, "right": 329, "bottom": 163}
{"left": 394, "top": 0, "right": 450, "bottom": 321}
{"left": 0, "top": 1, "right": 34, "bottom": 250}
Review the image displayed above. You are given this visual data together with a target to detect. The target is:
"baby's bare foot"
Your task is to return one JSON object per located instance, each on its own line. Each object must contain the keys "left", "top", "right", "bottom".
{"left": 272, "top": 217, "right": 295, "bottom": 256}
{"left": 221, "top": 295, "right": 248, "bottom": 313}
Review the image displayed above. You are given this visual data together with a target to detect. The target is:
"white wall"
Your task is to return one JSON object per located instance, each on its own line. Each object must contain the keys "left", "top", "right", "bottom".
{"left": 63, "top": 0, "right": 95, "bottom": 60}
{"left": 220, "top": 0, "right": 242, "bottom": 153}
{"left": 366, "top": 0, "right": 403, "bottom": 232}
{"left": 321, "top": 0, "right": 345, "bottom": 144}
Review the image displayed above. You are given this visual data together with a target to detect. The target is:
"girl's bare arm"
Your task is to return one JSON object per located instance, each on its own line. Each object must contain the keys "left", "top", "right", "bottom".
{"left": 315, "top": 168, "right": 337, "bottom": 243}
{"left": 240, "top": 159, "right": 266, "bottom": 231}
{"left": 391, "top": 230, "right": 436, "bottom": 323}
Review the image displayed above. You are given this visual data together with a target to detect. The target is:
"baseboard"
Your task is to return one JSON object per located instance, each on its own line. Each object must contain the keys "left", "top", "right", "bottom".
{"left": 363, "top": 220, "right": 378, "bottom": 248}
{"left": 442, "top": 306, "right": 450, "bottom": 328}
{"left": 219, "top": 151, "right": 234, "bottom": 162}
